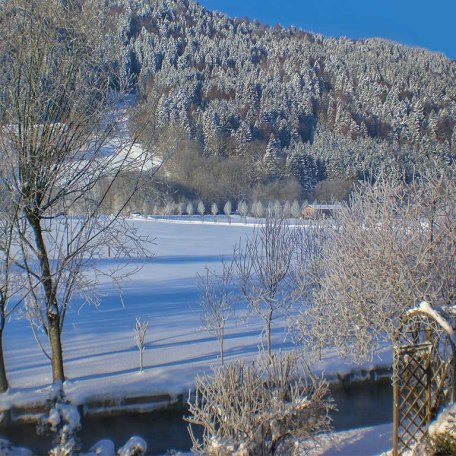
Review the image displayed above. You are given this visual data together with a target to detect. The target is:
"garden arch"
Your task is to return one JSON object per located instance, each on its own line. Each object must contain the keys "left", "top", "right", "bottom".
{"left": 393, "top": 302, "right": 456, "bottom": 455}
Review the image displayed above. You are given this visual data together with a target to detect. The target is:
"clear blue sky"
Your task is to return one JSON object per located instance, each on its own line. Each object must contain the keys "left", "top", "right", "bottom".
{"left": 197, "top": 0, "right": 456, "bottom": 60}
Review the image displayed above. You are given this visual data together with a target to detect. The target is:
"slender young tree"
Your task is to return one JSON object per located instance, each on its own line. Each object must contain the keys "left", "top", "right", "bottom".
{"left": 197, "top": 264, "right": 233, "bottom": 365}
{"left": 234, "top": 214, "right": 295, "bottom": 358}
{"left": 0, "top": 0, "right": 152, "bottom": 383}
{"left": 135, "top": 318, "right": 149, "bottom": 373}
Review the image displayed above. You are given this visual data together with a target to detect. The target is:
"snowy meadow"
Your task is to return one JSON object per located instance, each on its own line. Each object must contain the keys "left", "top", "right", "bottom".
{"left": 4, "top": 216, "right": 392, "bottom": 408}
{"left": 3, "top": 217, "right": 297, "bottom": 406}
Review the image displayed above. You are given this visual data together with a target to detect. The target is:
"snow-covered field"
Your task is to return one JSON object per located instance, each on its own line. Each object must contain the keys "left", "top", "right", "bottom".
{"left": 2, "top": 216, "right": 391, "bottom": 409}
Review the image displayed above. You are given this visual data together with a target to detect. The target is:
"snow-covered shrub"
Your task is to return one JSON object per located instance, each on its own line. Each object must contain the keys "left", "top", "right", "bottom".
{"left": 186, "top": 352, "right": 333, "bottom": 455}
{"left": 117, "top": 436, "right": 147, "bottom": 456}
{"left": 427, "top": 404, "right": 456, "bottom": 455}
{"left": 37, "top": 384, "right": 81, "bottom": 456}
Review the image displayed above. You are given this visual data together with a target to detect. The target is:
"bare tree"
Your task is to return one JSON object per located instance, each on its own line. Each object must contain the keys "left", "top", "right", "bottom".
{"left": 135, "top": 318, "right": 149, "bottom": 373}
{"left": 224, "top": 200, "right": 232, "bottom": 224}
{"left": 197, "top": 264, "right": 233, "bottom": 365}
{"left": 299, "top": 171, "right": 456, "bottom": 362}
{"left": 234, "top": 214, "right": 296, "bottom": 358}
{"left": 186, "top": 352, "right": 333, "bottom": 455}
{"left": 210, "top": 202, "right": 218, "bottom": 222}
{"left": 0, "top": 0, "right": 152, "bottom": 383}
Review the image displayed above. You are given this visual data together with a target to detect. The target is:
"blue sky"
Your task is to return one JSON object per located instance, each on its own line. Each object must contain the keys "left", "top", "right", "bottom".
{"left": 197, "top": 0, "right": 456, "bottom": 60}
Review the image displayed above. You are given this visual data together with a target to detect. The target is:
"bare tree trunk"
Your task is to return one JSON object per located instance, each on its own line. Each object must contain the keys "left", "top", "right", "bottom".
{"left": 48, "top": 315, "right": 65, "bottom": 383}
{"left": 0, "top": 325, "right": 8, "bottom": 392}
{"left": 27, "top": 211, "right": 65, "bottom": 382}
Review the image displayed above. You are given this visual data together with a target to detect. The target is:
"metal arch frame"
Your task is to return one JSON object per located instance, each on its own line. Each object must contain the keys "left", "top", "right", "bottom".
{"left": 393, "top": 306, "right": 456, "bottom": 455}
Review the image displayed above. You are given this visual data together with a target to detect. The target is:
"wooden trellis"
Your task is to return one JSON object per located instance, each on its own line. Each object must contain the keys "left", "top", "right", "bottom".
{"left": 393, "top": 303, "right": 456, "bottom": 455}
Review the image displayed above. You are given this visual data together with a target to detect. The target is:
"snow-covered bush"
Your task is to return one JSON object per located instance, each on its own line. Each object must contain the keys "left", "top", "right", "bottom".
{"left": 427, "top": 403, "right": 456, "bottom": 455}
{"left": 117, "top": 436, "right": 147, "bottom": 456}
{"left": 186, "top": 352, "right": 333, "bottom": 455}
{"left": 300, "top": 172, "right": 456, "bottom": 362}
{"left": 38, "top": 385, "right": 81, "bottom": 456}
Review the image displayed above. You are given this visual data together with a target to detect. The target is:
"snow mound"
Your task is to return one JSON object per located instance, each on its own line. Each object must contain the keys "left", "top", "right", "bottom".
{"left": 82, "top": 439, "right": 115, "bottom": 456}
{"left": 117, "top": 436, "right": 147, "bottom": 456}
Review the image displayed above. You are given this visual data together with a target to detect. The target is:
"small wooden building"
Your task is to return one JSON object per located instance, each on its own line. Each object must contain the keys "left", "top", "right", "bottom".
{"left": 302, "top": 204, "right": 341, "bottom": 218}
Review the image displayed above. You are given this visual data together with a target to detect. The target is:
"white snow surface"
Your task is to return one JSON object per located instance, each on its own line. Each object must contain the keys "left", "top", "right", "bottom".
{"left": 308, "top": 423, "right": 392, "bottom": 455}
{"left": 83, "top": 439, "right": 115, "bottom": 456}
{"left": 1, "top": 217, "right": 391, "bottom": 410}
{"left": 158, "top": 423, "right": 393, "bottom": 456}
{"left": 0, "top": 438, "right": 33, "bottom": 456}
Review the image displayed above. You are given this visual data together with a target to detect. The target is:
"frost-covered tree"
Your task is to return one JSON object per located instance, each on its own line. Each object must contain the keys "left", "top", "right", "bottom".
{"left": 224, "top": 200, "right": 232, "bottom": 224}
{"left": 237, "top": 200, "right": 249, "bottom": 224}
{"left": 210, "top": 202, "right": 218, "bottom": 222}
{"left": 186, "top": 201, "right": 194, "bottom": 220}
{"left": 197, "top": 200, "right": 205, "bottom": 222}
{"left": 251, "top": 200, "right": 264, "bottom": 219}
{"left": 299, "top": 170, "right": 456, "bottom": 362}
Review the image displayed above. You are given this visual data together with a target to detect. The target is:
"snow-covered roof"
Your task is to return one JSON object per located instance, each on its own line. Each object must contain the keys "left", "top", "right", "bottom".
{"left": 304, "top": 204, "right": 342, "bottom": 210}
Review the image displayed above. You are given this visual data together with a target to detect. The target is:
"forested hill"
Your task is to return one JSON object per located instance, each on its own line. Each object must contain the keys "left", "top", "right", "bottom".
{"left": 112, "top": 0, "right": 455, "bottom": 199}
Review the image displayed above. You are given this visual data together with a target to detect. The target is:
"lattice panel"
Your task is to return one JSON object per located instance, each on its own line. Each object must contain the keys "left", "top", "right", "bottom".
{"left": 393, "top": 308, "right": 456, "bottom": 456}
{"left": 395, "top": 344, "right": 431, "bottom": 453}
